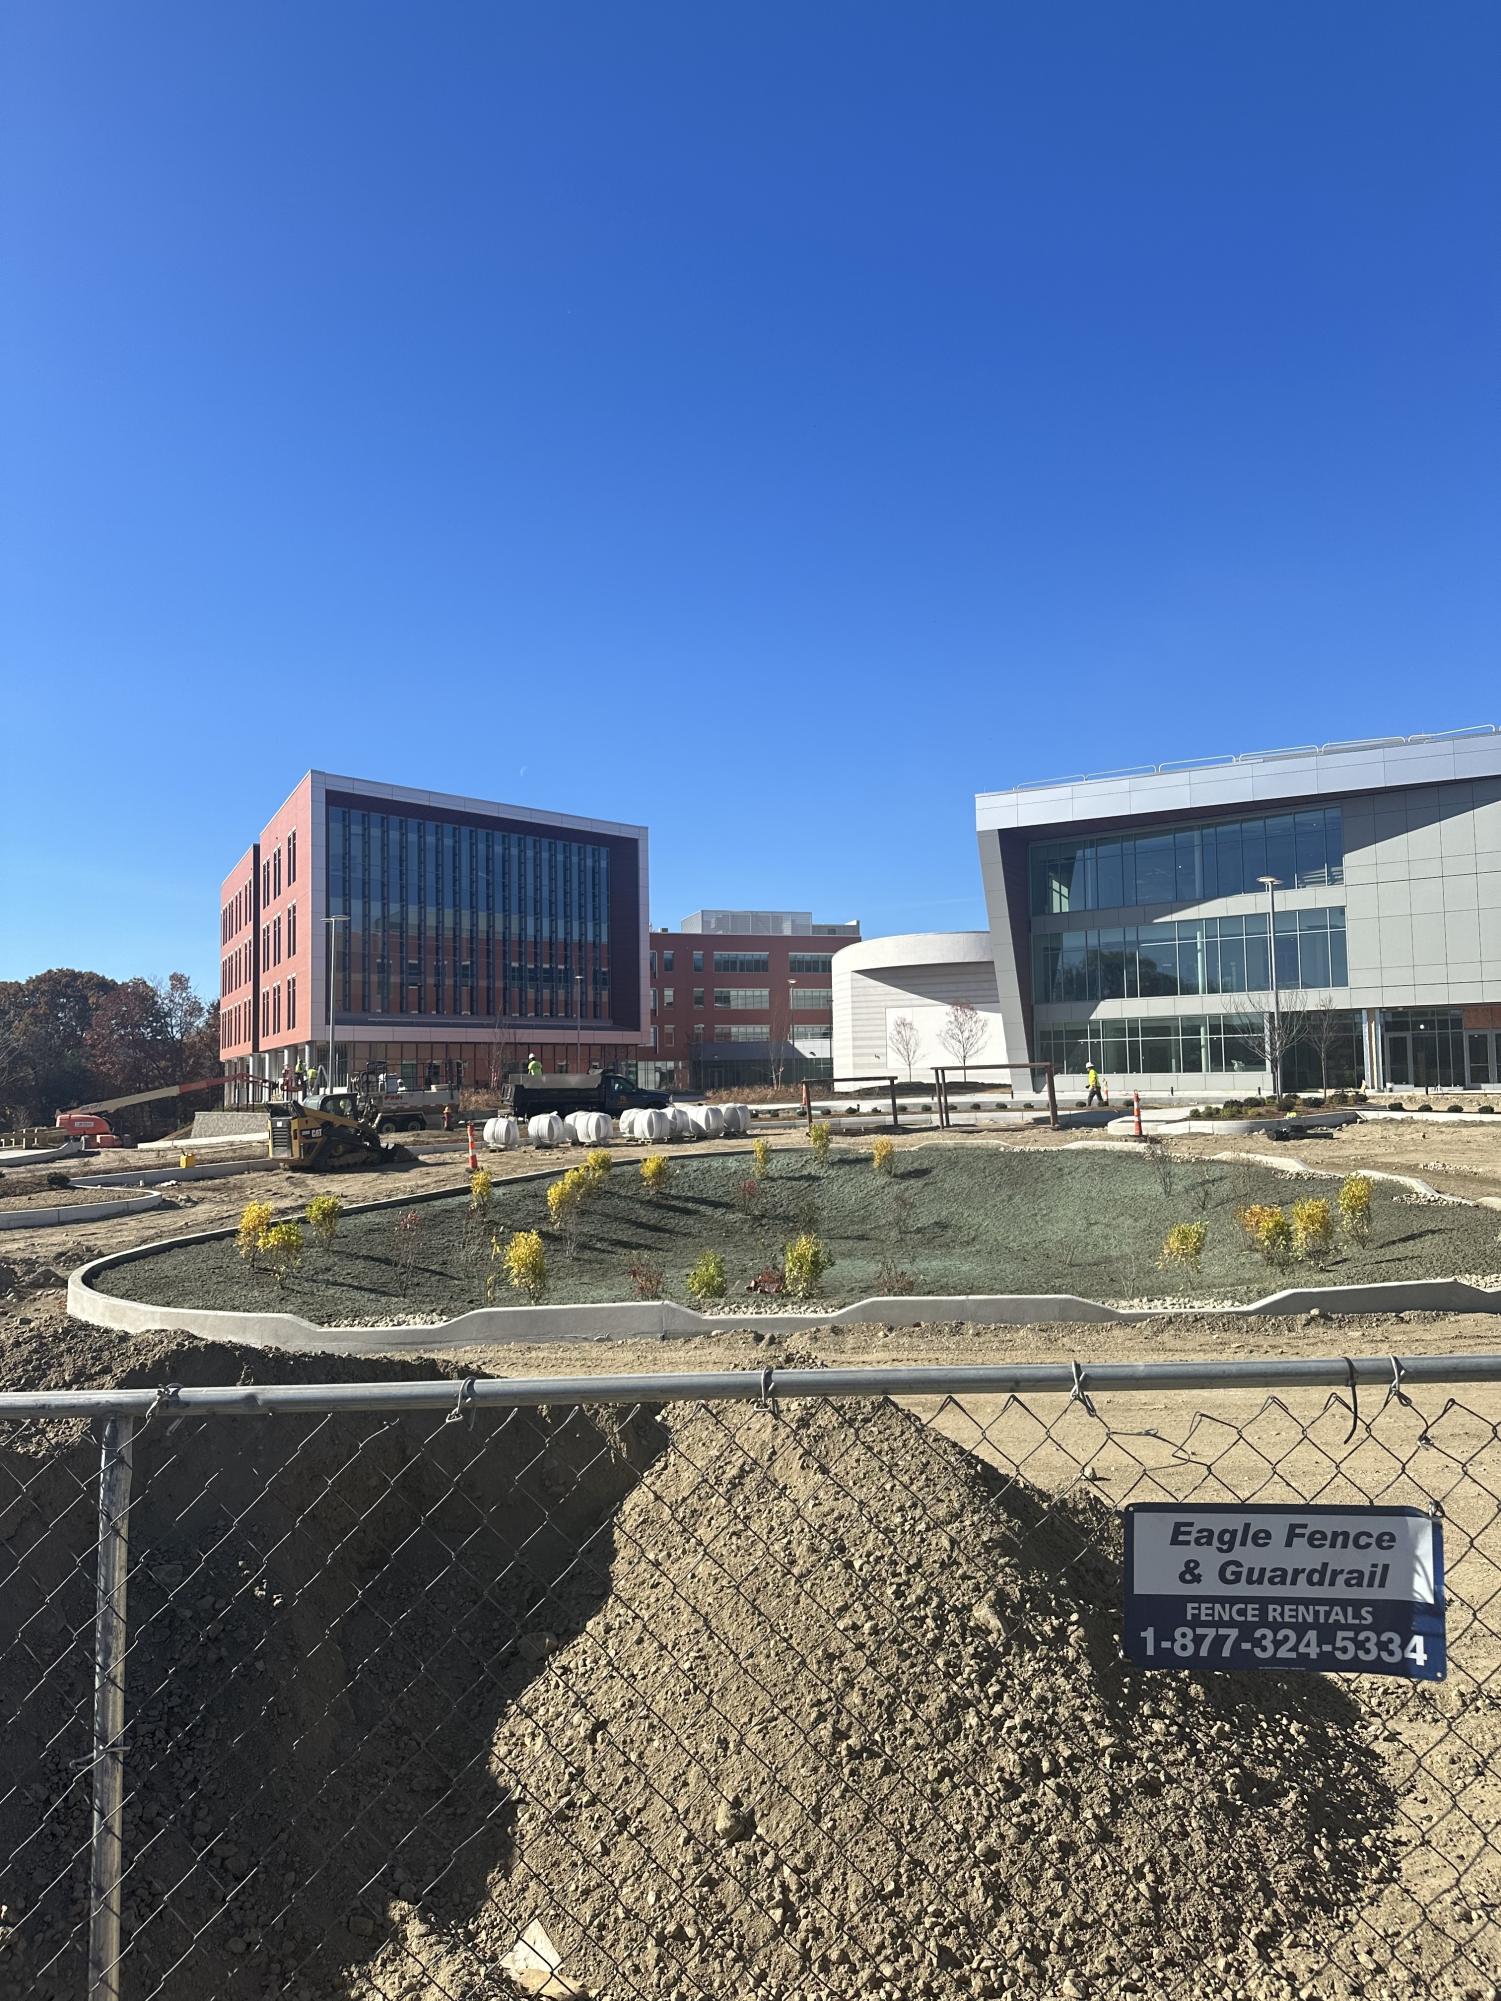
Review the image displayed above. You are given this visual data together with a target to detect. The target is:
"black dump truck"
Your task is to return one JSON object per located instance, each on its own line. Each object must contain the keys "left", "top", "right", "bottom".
{"left": 499, "top": 1068, "right": 678, "bottom": 1121}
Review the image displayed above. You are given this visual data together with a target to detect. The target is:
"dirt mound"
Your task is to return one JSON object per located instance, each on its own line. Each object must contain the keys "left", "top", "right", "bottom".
{"left": 355, "top": 1396, "right": 1394, "bottom": 2001}
{"left": 0, "top": 1347, "right": 666, "bottom": 2001}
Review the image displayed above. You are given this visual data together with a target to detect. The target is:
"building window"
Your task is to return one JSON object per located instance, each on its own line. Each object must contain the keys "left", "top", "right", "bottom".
{"left": 663, "top": 950, "right": 674, "bottom": 972}
{"left": 287, "top": 829, "right": 296, "bottom": 883}
{"left": 649, "top": 950, "right": 657, "bottom": 976}
{"left": 273, "top": 847, "right": 282, "bottom": 898}
{"left": 650, "top": 988, "right": 658, "bottom": 1014}
{"left": 788, "top": 953, "right": 833, "bottom": 975}
{"left": 713, "top": 951, "right": 770, "bottom": 974}
{"left": 662, "top": 988, "right": 674, "bottom": 1008}
{"left": 715, "top": 1021, "right": 771, "bottom": 1042}
{"left": 692, "top": 950, "right": 704, "bottom": 973}
{"left": 287, "top": 975, "right": 296, "bottom": 1030}
{"left": 262, "top": 924, "right": 271, "bottom": 965}
{"left": 692, "top": 988, "right": 705, "bottom": 1009}
{"left": 273, "top": 984, "right": 281, "bottom": 1035}
{"left": 664, "top": 1024, "right": 675, "bottom": 1047}
{"left": 262, "top": 861, "right": 271, "bottom": 904}
{"left": 790, "top": 987, "right": 832, "bottom": 1010}
{"left": 713, "top": 987, "right": 770, "bottom": 1010}
{"left": 273, "top": 916, "right": 282, "bottom": 965}
{"left": 288, "top": 903, "right": 297, "bottom": 956}
{"left": 691, "top": 1023, "right": 704, "bottom": 1043}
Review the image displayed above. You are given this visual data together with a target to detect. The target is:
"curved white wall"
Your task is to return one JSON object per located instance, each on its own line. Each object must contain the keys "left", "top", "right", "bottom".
{"left": 831, "top": 931, "right": 1006, "bottom": 1079}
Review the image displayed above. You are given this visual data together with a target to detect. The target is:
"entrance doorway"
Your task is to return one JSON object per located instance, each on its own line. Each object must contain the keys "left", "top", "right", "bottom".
{"left": 1467, "top": 1032, "right": 1497, "bottom": 1089}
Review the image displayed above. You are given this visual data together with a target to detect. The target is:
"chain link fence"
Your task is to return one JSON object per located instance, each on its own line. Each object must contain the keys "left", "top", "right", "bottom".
{"left": 4, "top": 1356, "right": 1501, "bottom": 2001}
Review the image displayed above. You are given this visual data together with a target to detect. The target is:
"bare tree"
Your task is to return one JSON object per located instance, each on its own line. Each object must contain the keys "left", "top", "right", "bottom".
{"left": 889, "top": 1014, "right": 922, "bottom": 1080}
{"left": 1239, "top": 989, "right": 1314, "bottom": 1097}
{"left": 1302, "top": 997, "right": 1353, "bottom": 1097}
{"left": 938, "top": 1000, "right": 987, "bottom": 1080}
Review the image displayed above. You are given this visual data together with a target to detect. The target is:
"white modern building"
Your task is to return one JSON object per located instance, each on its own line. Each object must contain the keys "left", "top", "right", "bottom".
{"left": 836, "top": 728, "right": 1501, "bottom": 1096}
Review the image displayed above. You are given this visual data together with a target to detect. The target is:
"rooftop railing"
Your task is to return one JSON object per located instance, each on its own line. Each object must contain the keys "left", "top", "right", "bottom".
{"left": 986, "top": 723, "right": 1500, "bottom": 797}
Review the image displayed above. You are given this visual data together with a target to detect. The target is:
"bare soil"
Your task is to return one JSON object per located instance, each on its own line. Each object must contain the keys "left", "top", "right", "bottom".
{"left": 5, "top": 1122, "right": 1501, "bottom": 1998}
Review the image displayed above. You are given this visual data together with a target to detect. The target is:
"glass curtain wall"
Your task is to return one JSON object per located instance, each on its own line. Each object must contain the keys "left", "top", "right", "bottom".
{"left": 1030, "top": 807, "right": 1342, "bottom": 915}
{"left": 1035, "top": 1012, "right": 1364, "bottom": 1083}
{"left": 1031, "top": 909, "right": 1346, "bottom": 1004}
{"left": 328, "top": 807, "right": 612, "bottom": 1025}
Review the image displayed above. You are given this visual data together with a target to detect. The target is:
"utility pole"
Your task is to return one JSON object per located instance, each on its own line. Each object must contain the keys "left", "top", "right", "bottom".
{"left": 1257, "top": 875, "right": 1283, "bottom": 1096}
{"left": 326, "top": 913, "right": 349, "bottom": 1090}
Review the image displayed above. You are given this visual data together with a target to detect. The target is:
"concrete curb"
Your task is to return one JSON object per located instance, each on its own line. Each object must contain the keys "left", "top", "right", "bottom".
{"left": 0, "top": 1144, "right": 84, "bottom": 1169}
{"left": 72, "top": 1161, "right": 269, "bottom": 1190}
{"left": 3, "top": 1192, "right": 167, "bottom": 1234}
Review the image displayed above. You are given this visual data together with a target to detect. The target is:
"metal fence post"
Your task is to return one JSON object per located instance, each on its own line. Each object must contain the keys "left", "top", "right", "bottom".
{"left": 88, "top": 1414, "right": 134, "bottom": 2001}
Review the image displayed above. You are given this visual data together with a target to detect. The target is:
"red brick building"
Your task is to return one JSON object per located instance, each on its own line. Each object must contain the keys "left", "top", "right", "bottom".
{"left": 638, "top": 909, "right": 860, "bottom": 1090}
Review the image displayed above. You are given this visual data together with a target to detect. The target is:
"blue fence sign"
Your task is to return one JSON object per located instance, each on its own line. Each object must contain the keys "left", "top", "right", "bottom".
{"left": 1123, "top": 1502, "right": 1445, "bottom": 1680}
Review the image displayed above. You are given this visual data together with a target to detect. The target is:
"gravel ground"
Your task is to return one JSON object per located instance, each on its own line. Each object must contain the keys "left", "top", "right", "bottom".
{"left": 89, "top": 1144, "right": 1501, "bottom": 1322}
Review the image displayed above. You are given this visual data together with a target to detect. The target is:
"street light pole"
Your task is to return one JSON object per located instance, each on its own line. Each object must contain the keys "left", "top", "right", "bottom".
{"left": 1257, "top": 875, "right": 1283, "bottom": 1097}
{"left": 326, "top": 914, "right": 349, "bottom": 1091}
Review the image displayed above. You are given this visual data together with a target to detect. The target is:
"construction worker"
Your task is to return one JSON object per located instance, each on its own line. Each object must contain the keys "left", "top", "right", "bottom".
{"left": 442, "top": 1102, "right": 455, "bottom": 1132}
{"left": 527, "top": 1052, "right": 543, "bottom": 1077}
{"left": 1085, "top": 1060, "right": 1105, "bottom": 1109}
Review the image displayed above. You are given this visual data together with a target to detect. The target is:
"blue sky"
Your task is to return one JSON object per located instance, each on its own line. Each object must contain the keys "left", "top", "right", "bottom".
{"left": 2, "top": 3, "right": 1497, "bottom": 995}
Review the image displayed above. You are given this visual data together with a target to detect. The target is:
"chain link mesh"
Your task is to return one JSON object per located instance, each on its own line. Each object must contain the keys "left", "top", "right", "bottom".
{"left": 3, "top": 1367, "right": 1500, "bottom": 2000}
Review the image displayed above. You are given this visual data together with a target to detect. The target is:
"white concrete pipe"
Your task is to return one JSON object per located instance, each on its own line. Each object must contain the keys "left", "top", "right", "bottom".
{"left": 667, "top": 1104, "right": 692, "bottom": 1140}
{"left": 687, "top": 1104, "right": 725, "bottom": 1140}
{"left": 482, "top": 1115, "right": 520, "bottom": 1151}
{"left": 721, "top": 1103, "right": 749, "bottom": 1136}
{"left": 638, "top": 1108, "right": 673, "bottom": 1145}
{"left": 527, "top": 1113, "right": 565, "bottom": 1148}
{"left": 618, "top": 1108, "right": 641, "bottom": 1141}
{"left": 572, "top": 1111, "right": 611, "bottom": 1145}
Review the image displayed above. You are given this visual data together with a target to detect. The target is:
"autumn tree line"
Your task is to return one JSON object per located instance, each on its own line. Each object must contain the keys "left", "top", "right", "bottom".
{"left": 0, "top": 969, "right": 221, "bottom": 1134}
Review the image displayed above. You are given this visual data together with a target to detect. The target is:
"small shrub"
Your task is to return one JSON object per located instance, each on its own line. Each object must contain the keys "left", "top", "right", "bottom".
{"left": 305, "top": 1193, "right": 342, "bottom": 1248}
{"left": 547, "top": 1167, "right": 592, "bottom": 1249}
{"left": 584, "top": 1147, "right": 613, "bottom": 1184}
{"left": 685, "top": 1250, "right": 728, "bottom": 1304}
{"left": 626, "top": 1253, "right": 665, "bottom": 1300}
{"left": 500, "top": 1229, "right": 547, "bottom": 1302}
{"left": 1417, "top": 1102, "right": 1434, "bottom": 1113}
{"left": 468, "top": 1169, "right": 493, "bottom": 1218}
{"left": 871, "top": 1136, "right": 896, "bottom": 1176}
{"left": 808, "top": 1120, "right": 831, "bottom": 1167}
{"left": 236, "top": 1200, "right": 274, "bottom": 1265}
{"left": 784, "top": 1231, "right": 832, "bottom": 1300}
{"left": 752, "top": 1137, "right": 771, "bottom": 1178}
{"left": 262, "top": 1220, "right": 304, "bottom": 1286}
{"left": 394, "top": 1208, "right": 425, "bottom": 1274}
{"left": 1480, "top": 1104, "right": 1496, "bottom": 1115}
{"left": 640, "top": 1153, "right": 672, "bottom": 1197}
{"left": 734, "top": 1176, "right": 762, "bottom": 1216}
{"left": 1159, "top": 1221, "right": 1208, "bottom": 1278}
{"left": 1445, "top": 1104, "right": 1464, "bottom": 1116}
{"left": 748, "top": 1265, "right": 785, "bottom": 1296}
{"left": 875, "top": 1259, "right": 917, "bottom": 1295}
{"left": 1236, "top": 1204, "right": 1293, "bottom": 1268}
{"left": 1337, "top": 1174, "right": 1374, "bottom": 1246}
{"left": 1290, "top": 1197, "right": 1336, "bottom": 1264}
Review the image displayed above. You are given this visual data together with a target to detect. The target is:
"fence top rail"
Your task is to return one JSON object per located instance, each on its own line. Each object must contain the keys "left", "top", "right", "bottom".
{"left": 4, "top": 1352, "right": 1501, "bottom": 1419}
